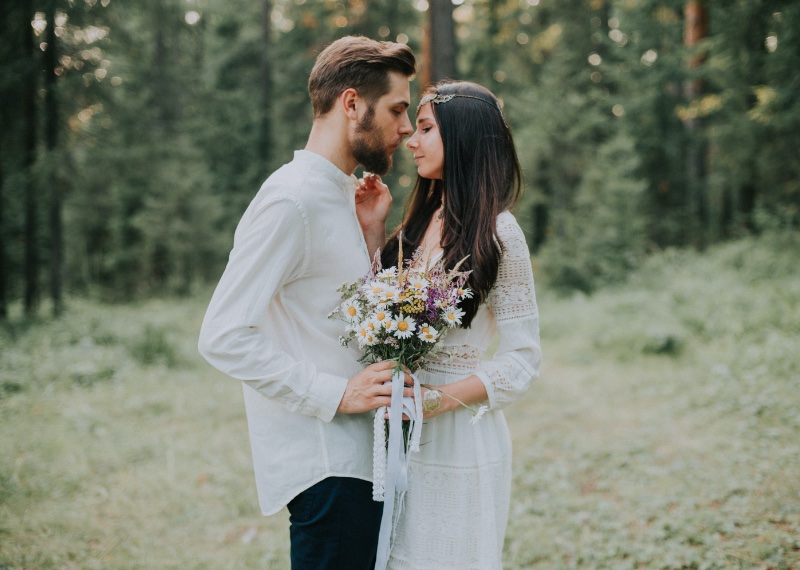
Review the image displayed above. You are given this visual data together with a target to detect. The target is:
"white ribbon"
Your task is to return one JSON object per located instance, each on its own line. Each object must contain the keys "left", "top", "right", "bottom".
{"left": 373, "top": 369, "right": 422, "bottom": 570}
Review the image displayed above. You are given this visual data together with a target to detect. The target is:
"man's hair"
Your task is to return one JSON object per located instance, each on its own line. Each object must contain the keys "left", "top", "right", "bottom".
{"left": 308, "top": 36, "right": 416, "bottom": 118}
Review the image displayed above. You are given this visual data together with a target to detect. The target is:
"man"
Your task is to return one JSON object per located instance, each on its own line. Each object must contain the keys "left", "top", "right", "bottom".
{"left": 198, "top": 36, "right": 415, "bottom": 568}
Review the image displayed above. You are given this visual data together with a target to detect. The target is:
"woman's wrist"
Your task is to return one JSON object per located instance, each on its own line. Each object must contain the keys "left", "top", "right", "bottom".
{"left": 421, "top": 385, "right": 474, "bottom": 415}
{"left": 420, "top": 378, "right": 490, "bottom": 422}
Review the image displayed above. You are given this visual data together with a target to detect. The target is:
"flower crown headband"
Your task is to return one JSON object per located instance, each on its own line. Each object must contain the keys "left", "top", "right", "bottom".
{"left": 416, "top": 92, "right": 509, "bottom": 127}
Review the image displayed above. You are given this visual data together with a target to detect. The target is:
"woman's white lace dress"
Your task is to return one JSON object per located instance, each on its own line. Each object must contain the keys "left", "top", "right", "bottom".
{"left": 387, "top": 211, "right": 542, "bottom": 570}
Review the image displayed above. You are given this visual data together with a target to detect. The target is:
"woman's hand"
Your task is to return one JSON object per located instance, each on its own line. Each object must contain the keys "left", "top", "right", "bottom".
{"left": 355, "top": 173, "right": 392, "bottom": 232}
{"left": 421, "top": 386, "right": 449, "bottom": 420}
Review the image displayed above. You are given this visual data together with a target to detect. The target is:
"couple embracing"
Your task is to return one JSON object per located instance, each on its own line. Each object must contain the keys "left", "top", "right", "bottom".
{"left": 198, "top": 35, "right": 541, "bottom": 570}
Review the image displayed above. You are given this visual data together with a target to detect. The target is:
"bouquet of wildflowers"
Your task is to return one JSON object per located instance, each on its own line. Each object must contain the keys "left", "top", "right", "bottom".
{"left": 333, "top": 252, "right": 472, "bottom": 372}
{"left": 330, "top": 237, "right": 475, "bottom": 499}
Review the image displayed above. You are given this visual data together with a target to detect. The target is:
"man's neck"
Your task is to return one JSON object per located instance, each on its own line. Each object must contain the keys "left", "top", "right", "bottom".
{"left": 305, "top": 121, "right": 358, "bottom": 176}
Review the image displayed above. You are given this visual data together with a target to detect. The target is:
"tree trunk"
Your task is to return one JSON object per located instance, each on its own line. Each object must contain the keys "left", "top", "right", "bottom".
{"left": 683, "top": 1, "right": 708, "bottom": 246}
{"left": 259, "top": 0, "right": 273, "bottom": 171}
{"left": 0, "top": 0, "right": 8, "bottom": 319}
{"left": 0, "top": 152, "right": 6, "bottom": 320}
{"left": 152, "top": 0, "right": 175, "bottom": 133}
{"left": 425, "top": 0, "right": 457, "bottom": 84}
{"left": 23, "top": 0, "right": 39, "bottom": 316}
{"left": 44, "top": 0, "right": 63, "bottom": 316}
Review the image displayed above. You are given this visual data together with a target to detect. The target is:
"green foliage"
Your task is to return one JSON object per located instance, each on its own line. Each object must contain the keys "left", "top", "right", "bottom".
{"left": 129, "top": 324, "right": 179, "bottom": 367}
{"left": 3, "top": 0, "right": 800, "bottom": 306}
{"left": 537, "top": 131, "right": 647, "bottom": 294}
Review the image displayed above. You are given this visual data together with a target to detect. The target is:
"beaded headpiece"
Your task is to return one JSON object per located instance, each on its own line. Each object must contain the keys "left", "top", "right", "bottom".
{"left": 416, "top": 92, "right": 509, "bottom": 129}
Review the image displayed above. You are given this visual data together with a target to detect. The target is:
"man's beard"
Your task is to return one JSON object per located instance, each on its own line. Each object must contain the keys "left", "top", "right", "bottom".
{"left": 351, "top": 105, "right": 392, "bottom": 175}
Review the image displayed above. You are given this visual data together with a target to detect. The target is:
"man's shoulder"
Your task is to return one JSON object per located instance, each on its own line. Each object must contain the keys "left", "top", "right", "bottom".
{"left": 258, "top": 155, "right": 339, "bottom": 202}
{"left": 259, "top": 157, "right": 311, "bottom": 193}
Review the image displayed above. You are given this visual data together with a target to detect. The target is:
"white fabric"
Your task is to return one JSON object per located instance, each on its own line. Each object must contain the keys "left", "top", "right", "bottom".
{"left": 198, "top": 150, "right": 375, "bottom": 516}
{"left": 387, "top": 211, "right": 542, "bottom": 570}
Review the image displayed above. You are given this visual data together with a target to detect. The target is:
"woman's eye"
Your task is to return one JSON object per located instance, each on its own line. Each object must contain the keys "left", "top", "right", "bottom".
{"left": 422, "top": 127, "right": 432, "bottom": 133}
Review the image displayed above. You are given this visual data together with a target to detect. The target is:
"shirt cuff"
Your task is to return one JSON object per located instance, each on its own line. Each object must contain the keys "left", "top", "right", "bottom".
{"left": 299, "top": 371, "right": 349, "bottom": 423}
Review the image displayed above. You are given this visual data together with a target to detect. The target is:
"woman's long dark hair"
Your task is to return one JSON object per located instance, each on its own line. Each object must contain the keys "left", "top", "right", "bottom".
{"left": 381, "top": 81, "right": 522, "bottom": 328}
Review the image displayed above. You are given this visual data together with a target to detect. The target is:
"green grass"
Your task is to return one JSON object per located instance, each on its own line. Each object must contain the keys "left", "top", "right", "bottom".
{"left": 2, "top": 232, "right": 799, "bottom": 569}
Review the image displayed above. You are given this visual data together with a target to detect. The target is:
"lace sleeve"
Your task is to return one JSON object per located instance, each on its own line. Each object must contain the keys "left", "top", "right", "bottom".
{"left": 475, "top": 212, "right": 541, "bottom": 410}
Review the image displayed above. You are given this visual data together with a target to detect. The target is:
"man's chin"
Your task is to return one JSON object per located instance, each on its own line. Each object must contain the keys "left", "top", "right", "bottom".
{"left": 361, "top": 156, "right": 392, "bottom": 176}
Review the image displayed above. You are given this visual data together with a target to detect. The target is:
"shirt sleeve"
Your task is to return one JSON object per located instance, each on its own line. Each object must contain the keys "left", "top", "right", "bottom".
{"left": 198, "top": 195, "right": 349, "bottom": 422}
{"left": 475, "top": 212, "right": 542, "bottom": 410}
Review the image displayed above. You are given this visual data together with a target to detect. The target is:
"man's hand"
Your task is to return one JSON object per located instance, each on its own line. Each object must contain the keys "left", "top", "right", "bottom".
{"left": 337, "top": 360, "right": 414, "bottom": 415}
{"left": 355, "top": 173, "right": 392, "bottom": 231}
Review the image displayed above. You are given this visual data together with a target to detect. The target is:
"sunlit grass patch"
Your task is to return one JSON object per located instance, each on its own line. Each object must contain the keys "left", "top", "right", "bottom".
{"left": 504, "top": 233, "right": 800, "bottom": 569}
{"left": 1, "top": 294, "right": 291, "bottom": 569}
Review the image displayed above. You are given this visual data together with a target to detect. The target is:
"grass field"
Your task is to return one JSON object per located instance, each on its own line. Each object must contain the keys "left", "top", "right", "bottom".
{"left": 2, "top": 232, "right": 799, "bottom": 569}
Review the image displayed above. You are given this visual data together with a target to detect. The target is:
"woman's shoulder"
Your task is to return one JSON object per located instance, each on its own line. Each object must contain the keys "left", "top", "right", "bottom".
{"left": 495, "top": 210, "right": 526, "bottom": 243}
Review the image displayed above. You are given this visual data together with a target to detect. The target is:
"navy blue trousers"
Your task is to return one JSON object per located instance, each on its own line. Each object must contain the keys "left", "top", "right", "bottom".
{"left": 287, "top": 477, "right": 383, "bottom": 570}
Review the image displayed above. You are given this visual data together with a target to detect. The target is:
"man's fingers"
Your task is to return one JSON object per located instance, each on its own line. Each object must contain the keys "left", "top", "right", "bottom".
{"left": 374, "top": 369, "right": 395, "bottom": 384}
{"left": 369, "top": 360, "right": 396, "bottom": 371}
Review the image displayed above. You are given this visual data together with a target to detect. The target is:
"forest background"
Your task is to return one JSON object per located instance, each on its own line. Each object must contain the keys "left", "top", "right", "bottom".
{"left": 1, "top": 0, "right": 798, "bottom": 312}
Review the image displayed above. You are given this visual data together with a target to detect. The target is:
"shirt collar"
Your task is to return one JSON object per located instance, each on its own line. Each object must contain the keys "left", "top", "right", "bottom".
{"left": 294, "top": 150, "right": 358, "bottom": 193}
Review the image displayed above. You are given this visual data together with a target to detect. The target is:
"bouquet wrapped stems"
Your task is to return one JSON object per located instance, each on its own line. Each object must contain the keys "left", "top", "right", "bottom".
{"left": 372, "top": 366, "right": 422, "bottom": 570}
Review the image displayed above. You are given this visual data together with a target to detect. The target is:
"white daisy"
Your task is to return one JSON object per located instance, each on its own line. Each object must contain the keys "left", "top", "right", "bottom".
{"left": 380, "top": 286, "right": 401, "bottom": 305}
{"left": 403, "top": 287, "right": 428, "bottom": 302}
{"left": 362, "top": 331, "right": 379, "bottom": 346}
{"left": 341, "top": 297, "right": 361, "bottom": 323}
{"left": 442, "top": 306, "right": 466, "bottom": 327}
{"left": 470, "top": 405, "right": 488, "bottom": 425}
{"left": 376, "top": 267, "right": 397, "bottom": 279}
{"left": 458, "top": 287, "right": 474, "bottom": 300}
{"left": 392, "top": 315, "right": 417, "bottom": 339}
{"left": 373, "top": 309, "right": 392, "bottom": 329}
{"left": 363, "top": 280, "right": 387, "bottom": 301}
{"left": 406, "top": 275, "right": 430, "bottom": 291}
{"left": 417, "top": 324, "right": 440, "bottom": 343}
{"left": 356, "top": 322, "right": 371, "bottom": 346}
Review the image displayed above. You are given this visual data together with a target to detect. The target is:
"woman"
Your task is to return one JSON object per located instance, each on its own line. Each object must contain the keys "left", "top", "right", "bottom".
{"left": 378, "top": 81, "right": 542, "bottom": 569}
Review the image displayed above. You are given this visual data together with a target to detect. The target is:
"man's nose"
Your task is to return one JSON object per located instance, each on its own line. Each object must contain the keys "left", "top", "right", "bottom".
{"left": 399, "top": 113, "right": 413, "bottom": 137}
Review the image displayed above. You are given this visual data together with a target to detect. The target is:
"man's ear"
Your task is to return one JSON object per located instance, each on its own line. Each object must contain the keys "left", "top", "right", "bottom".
{"left": 339, "top": 88, "right": 360, "bottom": 121}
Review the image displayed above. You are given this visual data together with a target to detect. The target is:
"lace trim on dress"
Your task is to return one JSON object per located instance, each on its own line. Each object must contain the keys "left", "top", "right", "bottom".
{"left": 480, "top": 351, "right": 537, "bottom": 399}
{"left": 422, "top": 344, "right": 482, "bottom": 377}
{"left": 489, "top": 213, "right": 538, "bottom": 323}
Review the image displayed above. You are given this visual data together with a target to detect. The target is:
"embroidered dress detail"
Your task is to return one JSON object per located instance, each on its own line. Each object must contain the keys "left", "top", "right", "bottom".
{"left": 488, "top": 214, "right": 538, "bottom": 323}
{"left": 423, "top": 344, "right": 482, "bottom": 377}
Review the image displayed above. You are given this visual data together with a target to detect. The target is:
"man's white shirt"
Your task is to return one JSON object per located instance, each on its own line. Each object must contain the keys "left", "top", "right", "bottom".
{"left": 199, "top": 150, "right": 374, "bottom": 515}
